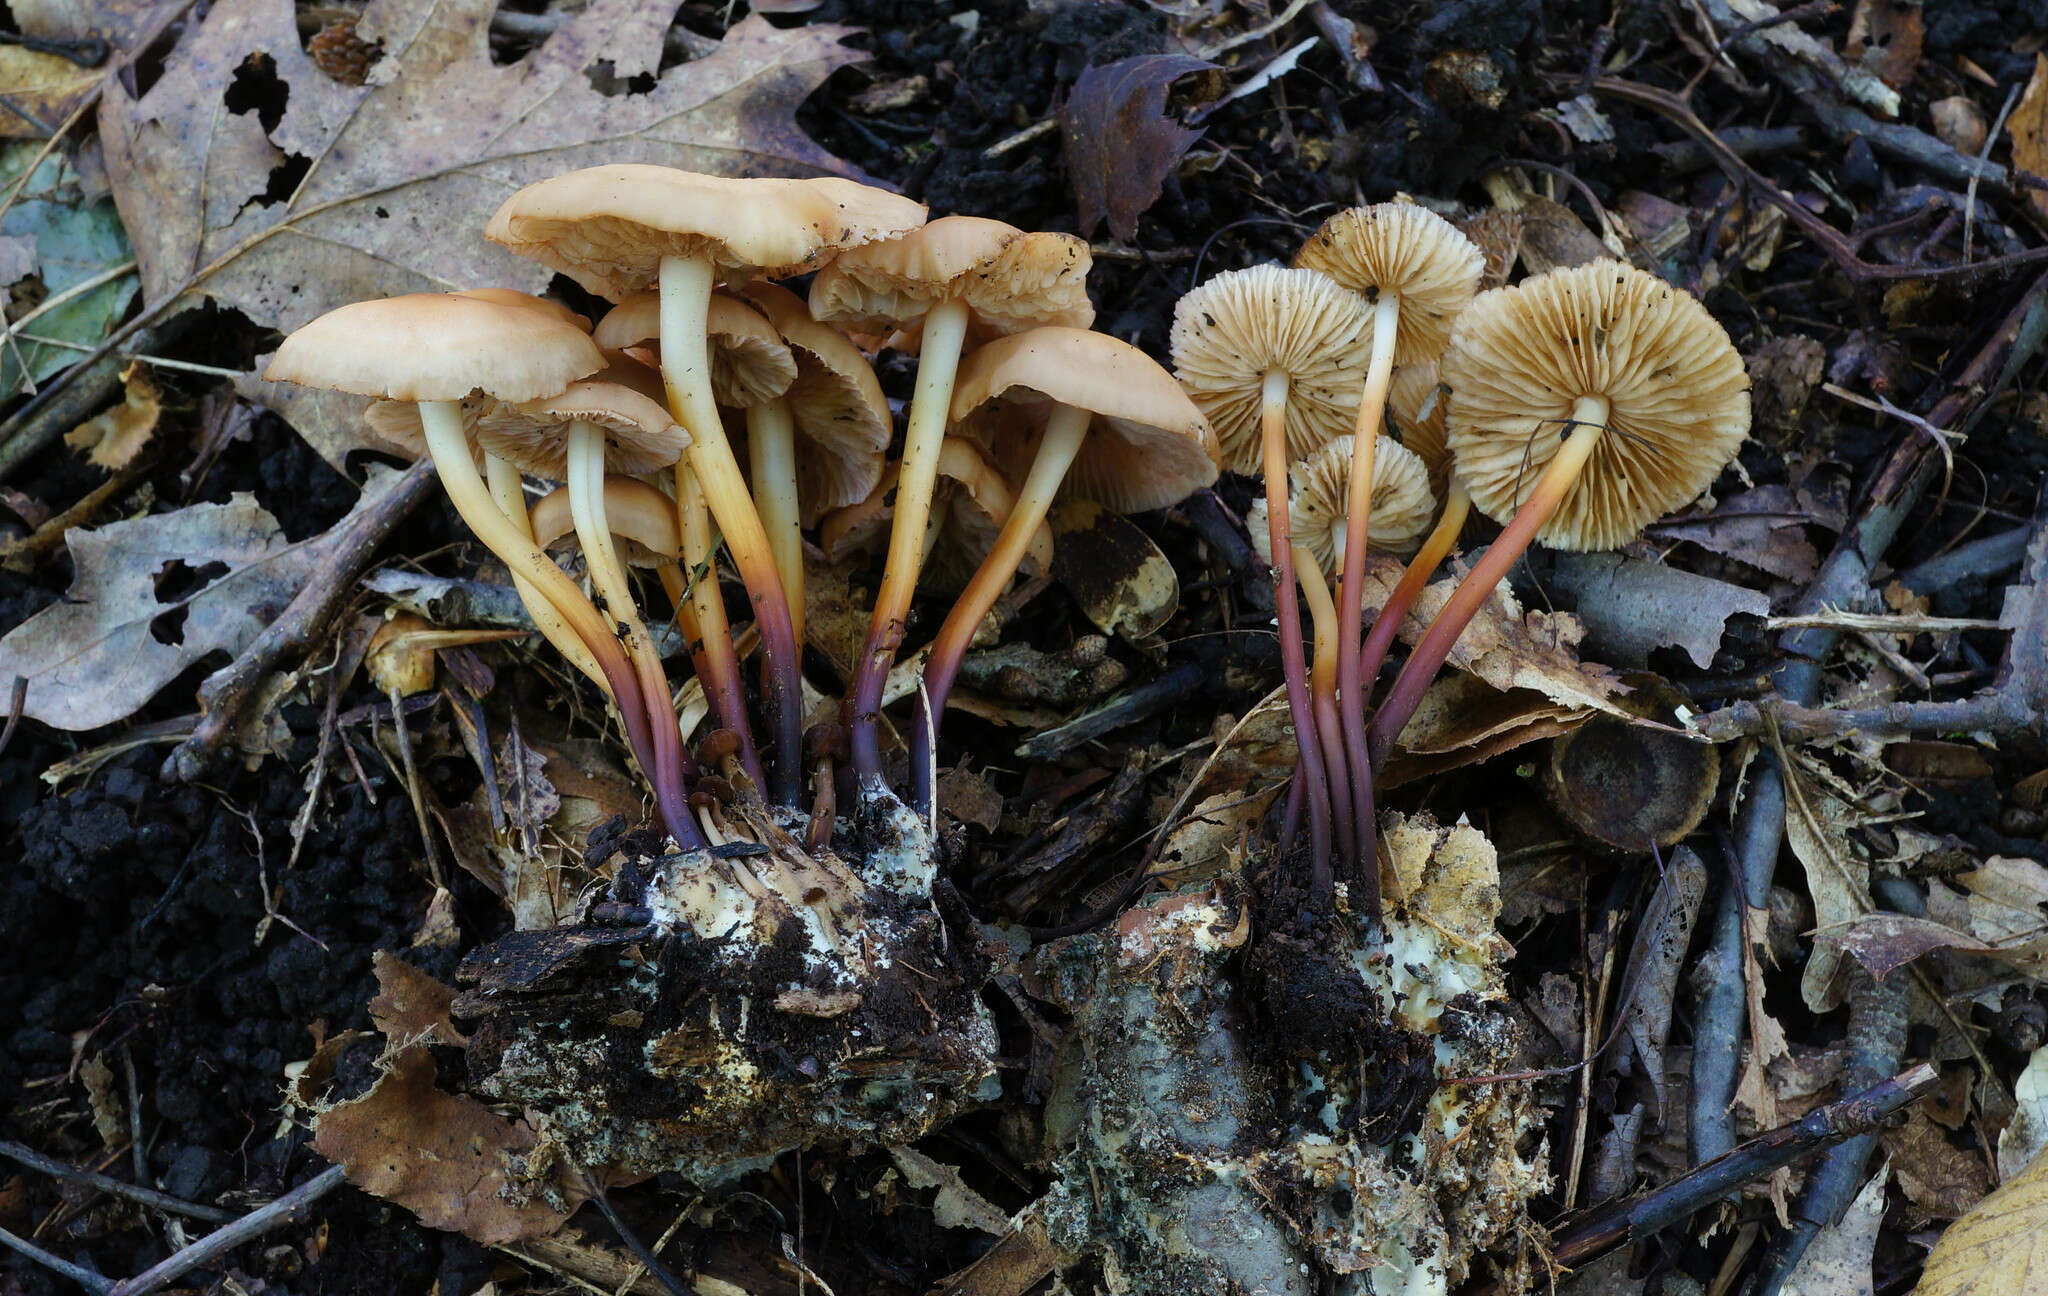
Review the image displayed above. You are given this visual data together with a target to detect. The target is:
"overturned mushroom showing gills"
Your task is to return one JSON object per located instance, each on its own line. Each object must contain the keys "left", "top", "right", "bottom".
{"left": 809, "top": 216, "right": 1093, "bottom": 792}
{"left": 487, "top": 164, "right": 927, "bottom": 802}
{"left": 1369, "top": 262, "right": 1750, "bottom": 764}
{"left": 911, "top": 327, "right": 1213, "bottom": 814}
{"left": 1172, "top": 264, "right": 1370, "bottom": 898}
{"left": 263, "top": 292, "right": 699, "bottom": 849}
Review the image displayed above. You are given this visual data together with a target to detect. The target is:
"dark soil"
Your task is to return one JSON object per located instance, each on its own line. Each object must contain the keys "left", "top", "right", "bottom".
{"left": 4, "top": 0, "right": 2048, "bottom": 1293}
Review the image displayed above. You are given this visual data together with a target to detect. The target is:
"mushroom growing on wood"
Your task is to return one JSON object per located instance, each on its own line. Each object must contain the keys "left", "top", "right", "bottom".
{"left": 808, "top": 215, "right": 1093, "bottom": 792}
{"left": 486, "top": 163, "right": 926, "bottom": 801}
{"left": 911, "top": 326, "right": 1214, "bottom": 815}
{"left": 1369, "top": 261, "right": 1751, "bottom": 763}
{"left": 1171, "top": 264, "right": 1371, "bottom": 897}
{"left": 264, "top": 291, "right": 703, "bottom": 848}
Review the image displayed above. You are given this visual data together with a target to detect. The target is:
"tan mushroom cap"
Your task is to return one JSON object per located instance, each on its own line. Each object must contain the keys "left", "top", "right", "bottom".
{"left": 483, "top": 164, "right": 928, "bottom": 300}
{"left": 1443, "top": 261, "right": 1751, "bottom": 552}
{"left": 593, "top": 291, "right": 797, "bottom": 409}
{"left": 264, "top": 291, "right": 603, "bottom": 403}
{"left": 1387, "top": 359, "right": 1451, "bottom": 497}
{"left": 820, "top": 441, "right": 1051, "bottom": 592}
{"left": 1168, "top": 263, "right": 1371, "bottom": 474}
{"left": 807, "top": 215, "right": 1095, "bottom": 341}
{"left": 743, "top": 282, "right": 892, "bottom": 522}
{"left": 476, "top": 353, "right": 690, "bottom": 479}
{"left": 453, "top": 287, "right": 592, "bottom": 334}
{"left": 1247, "top": 436, "right": 1437, "bottom": 573}
{"left": 528, "top": 476, "right": 682, "bottom": 567}
{"left": 1294, "top": 204, "right": 1483, "bottom": 366}
{"left": 948, "top": 326, "right": 1218, "bottom": 514}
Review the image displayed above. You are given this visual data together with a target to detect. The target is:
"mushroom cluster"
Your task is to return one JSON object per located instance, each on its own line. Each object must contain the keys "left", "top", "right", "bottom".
{"left": 265, "top": 166, "right": 1217, "bottom": 1179}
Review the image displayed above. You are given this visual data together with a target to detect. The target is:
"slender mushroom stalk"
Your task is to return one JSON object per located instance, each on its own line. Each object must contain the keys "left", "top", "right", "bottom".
{"left": 676, "top": 462, "right": 767, "bottom": 794}
{"left": 810, "top": 217, "right": 1094, "bottom": 792}
{"left": 745, "top": 398, "right": 804, "bottom": 644}
{"left": 1354, "top": 477, "right": 1470, "bottom": 695}
{"left": 1171, "top": 265, "right": 1371, "bottom": 895}
{"left": 483, "top": 452, "right": 606, "bottom": 688}
{"left": 485, "top": 164, "right": 927, "bottom": 804}
{"left": 1354, "top": 360, "right": 1462, "bottom": 695}
{"left": 1295, "top": 205, "right": 1482, "bottom": 887}
{"left": 1293, "top": 542, "right": 1355, "bottom": 867}
{"left": 1367, "top": 262, "right": 1751, "bottom": 764}
{"left": 909, "top": 328, "right": 1214, "bottom": 816}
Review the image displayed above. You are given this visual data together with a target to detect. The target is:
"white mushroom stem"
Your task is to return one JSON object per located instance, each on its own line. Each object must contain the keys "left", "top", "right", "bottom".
{"left": 847, "top": 296, "right": 972, "bottom": 786}
{"left": 745, "top": 397, "right": 805, "bottom": 646}
{"left": 1258, "top": 370, "right": 1338, "bottom": 891}
{"left": 484, "top": 453, "right": 606, "bottom": 688}
{"left": 566, "top": 422, "right": 695, "bottom": 805}
{"left": 676, "top": 463, "right": 767, "bottom": 794}
{"left": 911, "top": 402, "right": 1090, "bottom": 813}
{"left": 418, "top": 400, "right": 697, "bottom": 847}
{"left": 1371, "top": 395, "right": 1610, "bottom": 764}
{"left": 1335, "top": 292, "right": 1398, "bottom": 890}
{"left": 658, "top": 253, "right": 803, "bottom": 801}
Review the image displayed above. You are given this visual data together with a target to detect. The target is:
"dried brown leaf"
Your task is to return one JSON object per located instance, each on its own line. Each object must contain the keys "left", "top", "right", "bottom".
{"left": 97, "top": 0, "right": 875, "bottom": 468}
{"left": 2010, "top": 55, "right": 2048, "bottom": 222}
{"left": 0, "top": 48, "right": 101, "bottom": 141}
{"left": 63, "top": 361, "right": 160, "bottom": 469}
{"left": 1815, "top": 913, "right": 1995, "bottom": 981}
{"left": 1846, "top": 0, "right": 1923, "bottom": 90}
{"left": 1885, "top": 1109, "right": 1991, "bottom": 1221}
{"left": 1618, "top": 848, "right": 1708, "bottom": 1118}
{"left": 1782, "top": 1163, "right": 1885, "bottom": 1296}
{"left": 887, "top": 1146, "right": 1010, "bottom": 1235}
{"left": 1392, "top": 561, "right": 1631, "bottom": 720}
{"left": 0, "top": 472, "right": 408, "bottom": 729}
{"left": 1550, "top": 551, "right": 1767, "bottom": 670}
{"left": 1784, "top": 759, "right": 1872, "bottom": 1012}
{"left": 313, "top": 1045, "right": 583, "bottom": 1244}
{"left": 1061, "top": 55, "right": 1214, "bottom": 244}
{"left": 367, "top": 951, "right": 466, "bottom": 1049}
{"left": 1911, "top": 1140, "right": 2048, "bottom": 1296}
{"left": 1050, "top": 498, "right": 1178, "bottom": 642}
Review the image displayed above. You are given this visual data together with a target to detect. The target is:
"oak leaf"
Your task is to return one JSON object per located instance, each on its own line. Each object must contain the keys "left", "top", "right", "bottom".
{"left": 1061, "top": 55, "right": 1215, "bottom": 244}
{"left": 97, "top": 0, "right": 875, "bottom": 468}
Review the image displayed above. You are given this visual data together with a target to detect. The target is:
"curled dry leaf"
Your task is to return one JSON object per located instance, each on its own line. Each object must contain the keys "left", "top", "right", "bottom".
{"left": 0, "top": 476, "right": 408, "bottom": 729}
{"left": 1061, "top": 54, "right": 1216, "bottom": 244}
{"left": 1814, "top": 913, "right": 1996, "bottom": 981}
{"left": 1784, "top": 758, "right": 1873, "bottom": 1013}
{"left": 1885, "top": 1110, "right": 1991, "bottom": 1220}
{"left": 1549, "top": 551, "right": 1767, "bottom": 670}
{"left": 63, "top": 361, "right": 161, "bottom": 470}
{"left": 94, "top": 0, "right": 878, "bottom": 468}
{"left": 1050, "top": 498, "right": 1178, "bottom": 643}
{"left": 1999, "top": 1046, "right": 2048, "bottom": 1181}
{"left": 1617, "top": 848, "right": 1708, "bottom": 1119}
{"left": 887, "top": 1146, "right": 1011, "bottom": 1236}
{"left": 313, "top": 1045, "right": 584, "bottom": 1245}
{"left": 368, "top": 951, "right": 467, "bottom": 1049}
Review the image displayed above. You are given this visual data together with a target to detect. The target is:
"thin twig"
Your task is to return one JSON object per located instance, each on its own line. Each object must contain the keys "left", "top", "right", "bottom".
{"left": 0, "top": 1141, "right": 236, "bottom": 1223}
{"left": 0, "top": 1224, "right": 113, "bottom": 1294}
{"left": 106, "top": 1165, "right": 348, "bottom": 1296}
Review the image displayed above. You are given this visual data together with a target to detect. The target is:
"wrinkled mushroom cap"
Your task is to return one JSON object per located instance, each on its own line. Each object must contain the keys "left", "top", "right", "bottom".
{"left": 949, "top": 326, "right": 1217, "bottom": 514}
{"left": 808, "top": 216, "right": 1095, "bottom": 340}
{"left": 593, "top": 291, "right": 798, "bottom": 409}
{"left": 1247, "top": 436, "right": 1437, "bottom": 573}
{"left": 477, "top": 353, "right": 689, "bottom": 479}
{"left": 1169, "top": 264, "right": 1370, "bottom": 474}
{"left": 484, "top": 164, "right": 928, "bottom": 300}
{"left": 1388, "top": 359, "right": 1451, "bottom": 497}
{"left": 528, "top": 475, "right": 683, "bottom": 568}
{"left": 820, "top": 441, "right": 1051, "bottom": 592}
{"left": 265, "top": 291, "right": 603, "bottom": 402}
{"left": 743, "top": 282, "right": 891, "bottom": 523}
{"left": 1444, "top": 262, "right": 1751, "bottom": 552}
{"left": 1294, "top": 204, "right": 1483, "bottom": 366}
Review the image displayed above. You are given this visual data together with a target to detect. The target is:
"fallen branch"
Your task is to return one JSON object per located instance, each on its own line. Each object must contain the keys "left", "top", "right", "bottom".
{"left": 107, "top": 1165, "right": 348, "bottom": 1296}
{"left": 162, "top": 460, "right": 437, "bottom": 783}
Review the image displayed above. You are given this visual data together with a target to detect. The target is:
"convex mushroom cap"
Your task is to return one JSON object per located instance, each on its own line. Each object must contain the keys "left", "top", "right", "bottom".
{"left": 265, "top": 289, "right": 603, "bottom": 402}
{"left": 950, "top": 326, "right": 1218, "bottom": 514}
{"left": 529, "top": 476, "right": 683, "bottom": 566}
{"left": 1168, "top": 264, "right": 1370, "bottom": 473}
{"left": 483, "top": 164, "right": 928, "bottom": 299}
{"left": 595, "top": 291, "right": 797, "bottom": 408}
{"left": 808, "top": 215, "right": 1094, "bottom": 342}
{"left": 1443, "top": 262, "right": 1751, "bottom": 551}
{"left": 1249, "top": 436, "right": 1437, "bottom": 572}
{"left": 1294, "top": 203, "right": 1483, "bottom": 365}
{"left": 476, "top": 353, "right": 690, "bottom": 478}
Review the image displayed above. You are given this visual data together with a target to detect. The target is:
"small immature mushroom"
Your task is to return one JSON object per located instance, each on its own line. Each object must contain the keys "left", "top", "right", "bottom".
{"left": 1171, "top": 264, "right": 1371, "bottom": 896}
{"left": 264, "top": 291, "right": 702, "bottom": 848}
{"left": 1247, "top": 436, "right": 1437, "bottom": 575}
{"left": 1295, "top": 205, "right": 1482, "bottom": 886}
{"left": 1369, "top": 261, "right": 1751, "bottom": 763}
{"left": 475, "top": 354, "right": 707, "bottom": 805}
{"left": 915, "top": 327, "right": 1214, "bottom": 813}
{"left": 808, "top": 215, "right": 1094, "bottom": 790}
{"left": 1542, "top": 674, "right": 1720, "bottom": 852}
{"left": 487, "top": 163, "right": 926, "bottom": 802}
